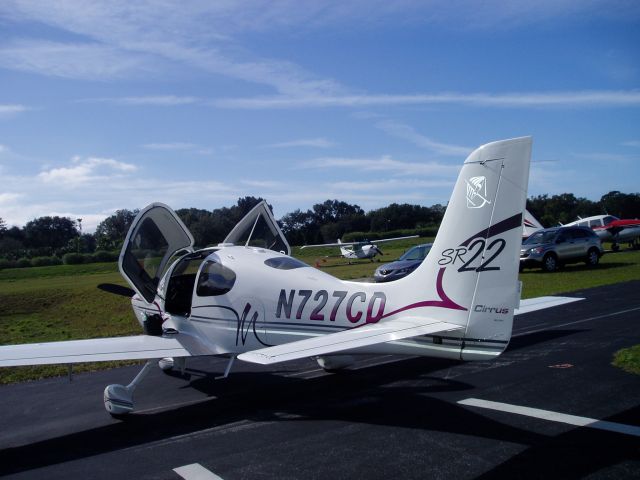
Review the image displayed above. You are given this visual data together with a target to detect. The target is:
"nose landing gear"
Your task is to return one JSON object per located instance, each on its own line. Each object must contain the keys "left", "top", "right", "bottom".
{"left": 104, "top": 360, "right": 156, "bottom": 416}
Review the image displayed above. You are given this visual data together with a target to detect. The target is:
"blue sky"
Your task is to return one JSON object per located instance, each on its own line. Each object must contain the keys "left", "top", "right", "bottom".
{"left": 0, "top": 1, "right": 639, "bottom": 231}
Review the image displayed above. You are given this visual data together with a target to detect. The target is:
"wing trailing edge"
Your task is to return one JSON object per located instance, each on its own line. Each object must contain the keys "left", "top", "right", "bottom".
{"left": 238, "top": 318, "right": 464, "bottom": 365}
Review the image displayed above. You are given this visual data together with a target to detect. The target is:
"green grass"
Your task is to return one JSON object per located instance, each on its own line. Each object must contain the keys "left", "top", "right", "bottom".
{"left": 1, "top": 244, "right": 639, "bottom": 384}
{"left": 519, "top": 250, "right": 640, "bottom": 298}
{"left": 612, "top": 345, "right": 640, "bottom": 375}
{"left": 0, "top": 262, "right": 138, "bottom": 383}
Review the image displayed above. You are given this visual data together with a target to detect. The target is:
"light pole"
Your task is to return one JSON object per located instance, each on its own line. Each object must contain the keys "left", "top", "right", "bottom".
{"left": 77, "top": 218, "right": 82, "bottom": 253}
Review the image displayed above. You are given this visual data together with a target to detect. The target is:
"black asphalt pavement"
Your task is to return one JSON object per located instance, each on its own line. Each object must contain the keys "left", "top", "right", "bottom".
{"left": 1, "top": 281, "right": 639, "bottom": 479}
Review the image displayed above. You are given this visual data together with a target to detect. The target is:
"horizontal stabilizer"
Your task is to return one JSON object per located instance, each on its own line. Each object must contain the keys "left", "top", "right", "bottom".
{"left": 238, "top": 318, "right": 463, "bottom": 365}
{"left": 515, "top": 296, "right": 583, "bottom": 315}
{"left": 0, "top": 335, "right": 202, "bottom": 367}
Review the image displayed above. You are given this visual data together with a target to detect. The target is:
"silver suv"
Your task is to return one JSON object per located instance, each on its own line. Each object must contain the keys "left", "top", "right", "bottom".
{"left": 520, "top": 226, "right": 603, "bottom": 272}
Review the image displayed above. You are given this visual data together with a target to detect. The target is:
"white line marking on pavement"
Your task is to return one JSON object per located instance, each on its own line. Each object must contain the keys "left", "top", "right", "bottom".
{"left": 458, "top": 398, "right": 640, "bottom": 437}
{"left": 174, "top": 463, "right": 223, "bottom": 480}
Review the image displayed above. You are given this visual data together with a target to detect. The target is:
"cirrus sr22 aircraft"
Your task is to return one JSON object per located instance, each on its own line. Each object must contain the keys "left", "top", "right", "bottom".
{"left": 0, "top": 137, "right": 582, "bottom": 415}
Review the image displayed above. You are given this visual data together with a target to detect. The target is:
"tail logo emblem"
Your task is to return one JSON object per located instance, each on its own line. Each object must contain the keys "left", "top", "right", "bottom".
{"left": 465, "top": 176, "right": 492, "bottom": 209}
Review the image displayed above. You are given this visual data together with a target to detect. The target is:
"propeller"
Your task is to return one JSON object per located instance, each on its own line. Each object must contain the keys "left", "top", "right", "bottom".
{"left": 97, "top": 283, "right": 136, "bottom": 298}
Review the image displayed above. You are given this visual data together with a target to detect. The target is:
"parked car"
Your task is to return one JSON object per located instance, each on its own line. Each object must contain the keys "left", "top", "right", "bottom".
{"left": 520, "top": 226, "right": 603, "bottom": 272}
{"left": 374, "top": 243, "right": 432, "bottom": 282}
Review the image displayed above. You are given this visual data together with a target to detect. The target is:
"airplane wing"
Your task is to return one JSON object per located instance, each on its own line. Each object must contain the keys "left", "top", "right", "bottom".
{"left": 0, "top": 334, "right": 215, "bottom": 367}
{"left": 238, "top": 317, "right": 463, "bottom": 365}
{"left": 301, "top": 241, "right": 357, "bottom": 248}
{"left": 515, "top": 296, "right": 583, "bottom": 315}
{"left": 369, "top": 235, "right": 419, "bottom": 245}
{"left": 301, "top": 235, "right": 419, "bottom": 249}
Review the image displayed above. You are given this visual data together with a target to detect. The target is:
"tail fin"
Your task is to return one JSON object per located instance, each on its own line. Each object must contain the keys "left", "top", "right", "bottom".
{"left": 395, "top": 137, "right": 532, "bottom": 359}
{"left": 337, "top": 239, "right": 351, "bottom": 257}
{"left": 523, "top": 209, "right": 543, "bottom": 238}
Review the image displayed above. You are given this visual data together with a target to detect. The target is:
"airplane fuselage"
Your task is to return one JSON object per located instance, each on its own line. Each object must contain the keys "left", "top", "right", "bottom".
{"left": 131, "top": 245, "right": 505, "bottom": 363}
{"left": 565, "top": 214, "right": 640, "bottom": 246}
{"left": 340, "top": 244, "right": 380, "bottom": 259}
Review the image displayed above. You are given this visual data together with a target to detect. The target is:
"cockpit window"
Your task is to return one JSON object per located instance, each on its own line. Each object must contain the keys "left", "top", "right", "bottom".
{"left": 589, "top": 219, "right": 602, "bottom": 228}
{"left": 399, "top": 245, "right": 431, "bottom": 261}
{"left": 524, "top": 230, "right": 558, "bottom": 245}
{"left": 603, "top": 216, "right": 618, "bottom": 226}
{"left": 264, "top": 257, "right": 309, "bottom": 270}
{"left": 196, "top": 260, "right": 236, "bottom": 296}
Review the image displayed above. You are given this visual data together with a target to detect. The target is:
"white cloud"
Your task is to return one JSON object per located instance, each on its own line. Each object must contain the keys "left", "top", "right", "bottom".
{"left": 241, "top": 179, "right": 285, "bottom": 189}
{"left": 573, "top": 152, "right": 639, "bottom": 162}
{"left": 0, "top": 104, "right": 29, "bottom": 117}
{"left": 0, "top": 144, "right": 7, "bottom": 153}
{"left": 264, "top": 138, "right": 335, "bottom": 149}
{"left": 300, "top": 155, "right": 460, "bottom": 177}
{"left": 212, "top": 90, "right": 640, "bottom": 109}
{"left": 0, "top": 192, "right": 23, "bottom": 205}
{"left": 100, "top": 96, "right": 198, "bottom": 106}
{"left": 0, "top": 39, "right": 154, "bottom": 80}
{"left": 38, "top": 157, "right": 138, "bottom": 185}
{"left": 0, "top": 2, "right": 345, "bottom": 97}
{"left": 143, "top": 142, "right": 197, "bottom": 150}
{"left": 330, "top": 179, "right": 454, "bottom": 191}
{"left": 374, "top": 120, "right": 471, "bottom": 156}
{"left": 1, "top": 1, "right": 638, "bottom": 103}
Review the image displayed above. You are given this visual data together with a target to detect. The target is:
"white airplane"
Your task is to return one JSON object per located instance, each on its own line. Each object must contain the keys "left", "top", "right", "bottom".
{"left": 0, "top": 137, "right": 582, "bottom": 416}
{"left": 563, "top": 214, "right": 640, "bottom": 251}
{"left": 301, "top": 236, "right": 419, "bottom": 262}
{"left": 523, "top": 209, "right": 543, "bottom": 239}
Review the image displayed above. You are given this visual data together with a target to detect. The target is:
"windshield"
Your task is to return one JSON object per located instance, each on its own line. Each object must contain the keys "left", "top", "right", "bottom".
{"left": 399, "top": 245, "right": 431, "bottom": 261}
{"left": 524, "top": 230, "right": 557, "bottom": 245}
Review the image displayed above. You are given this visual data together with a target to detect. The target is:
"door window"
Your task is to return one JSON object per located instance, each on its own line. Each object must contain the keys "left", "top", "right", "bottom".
{"left": 120, "top": 203, "right": 194, "bottom": 303}
{"left": 196, "top": 260, "right": 236, "bottom": 296}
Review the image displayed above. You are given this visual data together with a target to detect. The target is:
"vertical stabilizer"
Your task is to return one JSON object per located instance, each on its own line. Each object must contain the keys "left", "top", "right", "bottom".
{"left": 523, "top": 209, "right": 544, "bottom": 238}
{"left": 391, "top": 137, "right": 532, "bottom": 359}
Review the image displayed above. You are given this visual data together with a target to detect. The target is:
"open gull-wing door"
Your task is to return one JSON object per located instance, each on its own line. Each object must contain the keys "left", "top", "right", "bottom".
{"left": 223, "top": 200, "right": 290, "bottom": 255}
{"left": 119, "top": 203, "right": 195, "bottom": 304}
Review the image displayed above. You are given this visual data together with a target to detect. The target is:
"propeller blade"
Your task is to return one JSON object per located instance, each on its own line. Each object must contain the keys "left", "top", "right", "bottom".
{"left": 98, "top": 283, "right": 136, "bottom": 298}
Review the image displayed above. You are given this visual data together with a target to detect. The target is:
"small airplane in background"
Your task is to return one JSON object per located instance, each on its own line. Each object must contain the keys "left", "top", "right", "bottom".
{"left": 0, "top": 137, "right": 583, "bottom": 416}
{"left": 563, "top": 214, "right": 640, "bottom": 251}
{"left": 523, "top": 209, "right": 544, "bottom": 239}
{"left": 301, "top": 236, "right": 419, "bottom": 262}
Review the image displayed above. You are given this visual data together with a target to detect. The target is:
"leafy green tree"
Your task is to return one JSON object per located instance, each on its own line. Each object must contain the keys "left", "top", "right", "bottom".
{"left": 95, "top": 209, "right": 138, "bottom": 251}
{"left": 279, "top": 209, "right": 315, "bottom": 245}
{"left": 600, "top": 191, "right": 640, "bottom": 219}
{"left": 176, "top": 208, "right": 221, "bottom": 247}
{"left": 24, "top": 216, "right": 78, "bottom": 252}
{"left": 367, "top": 203, "right": 442, "bottom": 231}
{"left": 527, "top": 194, "right": 598, "bottom": 226}
{"left": 0, "top": 217, "right": 6, "bottom": 237}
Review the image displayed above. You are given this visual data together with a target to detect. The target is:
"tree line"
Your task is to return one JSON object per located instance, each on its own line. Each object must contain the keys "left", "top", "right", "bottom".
{"left": 1, "top": 191, "right": 638, "bottom": 267}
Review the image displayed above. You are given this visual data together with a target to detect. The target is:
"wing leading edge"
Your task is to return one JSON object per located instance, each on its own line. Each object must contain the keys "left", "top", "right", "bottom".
{"left": 0, "top": 334, "right": 212, "bottom": 367}
{"left": 238, "top": 317, "right": 464, "bottom": 365}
